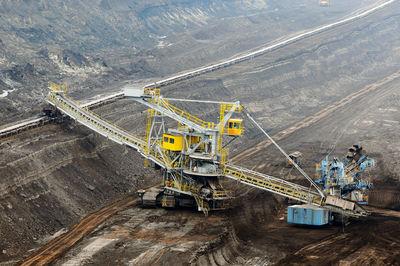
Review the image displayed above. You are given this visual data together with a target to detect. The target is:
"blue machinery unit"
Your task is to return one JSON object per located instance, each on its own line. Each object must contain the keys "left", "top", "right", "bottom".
{"left": 288, "top": 145, "right": 374, "bottom": 225}
{"left": 315, "top": 145, "right": 374, "bottom": 204}
{"left": 287, "top": 205, "right": 330, "bottom": 226}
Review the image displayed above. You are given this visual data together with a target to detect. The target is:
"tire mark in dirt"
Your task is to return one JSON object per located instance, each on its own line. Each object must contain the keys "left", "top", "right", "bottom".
{"left": 17, "top": 195, "right": 138, "bottom": 266}
{"left": 232, "top": 70, "right": 400, "bottom": 163}
{"left": 278, "top": 209, "right": 400, "bottom": 265}
{"left": 364, "top": 206, "right": 400, "bottom": 218}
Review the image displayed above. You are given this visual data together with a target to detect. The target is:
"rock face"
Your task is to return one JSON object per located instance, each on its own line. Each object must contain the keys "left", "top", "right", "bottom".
{"left": 1, "top": 0, "right": 400, "bottom": 264}
{"left": 0, "top": 0, "right": 378, "bottom": 124}
{"left": 0, "top": 122, "right": 157, "bottom": 261}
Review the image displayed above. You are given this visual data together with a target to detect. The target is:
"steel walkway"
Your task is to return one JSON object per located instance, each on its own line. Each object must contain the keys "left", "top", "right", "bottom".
{"left": 47, "top": 92, "right": 171, "bottom": 169}
{"left": 224, "top": 164, "right": 367, "bottom": 216}
{"left": 129, "top": 96, "right": 217, "bottom": 133}
{"left": 225, "top": 164, "right": 323, "bottom": 205}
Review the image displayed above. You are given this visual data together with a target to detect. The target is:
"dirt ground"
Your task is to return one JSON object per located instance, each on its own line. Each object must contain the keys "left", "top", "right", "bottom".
{"left": 1, "top": 1, "right": 400, "bottom": 265}
{"left": 278, "top": 212, "right": 400, "bottom": 265}
{"left": 51, "top": 2, "right": 400, "bottom": 264}
{"left": 53, "top": 190, "right": 400, "bottom": 265}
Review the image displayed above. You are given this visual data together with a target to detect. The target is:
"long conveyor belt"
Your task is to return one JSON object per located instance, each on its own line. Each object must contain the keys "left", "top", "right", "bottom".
{"left": 48, "top": 90, "right": 366, "bottom": 217}
{"left": 47, "top": 91, "right": 323, "bottom": 206}
{"left": 47, "top": 92, "right": 171, "bottom": 169}
{"left": 224, "top": 163, "right": 367, "bottom": 216}
{"left": 225, "top": 164, "right": 323, "bottom": 205}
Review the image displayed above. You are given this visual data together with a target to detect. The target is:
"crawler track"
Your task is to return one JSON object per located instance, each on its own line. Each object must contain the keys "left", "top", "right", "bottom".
{"left": 18, "top": 196, "right": 138, "bottom": 266}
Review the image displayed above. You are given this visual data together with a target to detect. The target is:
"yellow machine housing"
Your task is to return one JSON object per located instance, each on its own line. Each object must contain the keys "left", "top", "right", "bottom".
{"left": 319, "top": 0, "right": 329, "bottom": 6}
{"left": 163, "top": 134, "right": 183, "bottom": 151}
{"left": 228, "top": 119, "right": 243, "bottom": 135}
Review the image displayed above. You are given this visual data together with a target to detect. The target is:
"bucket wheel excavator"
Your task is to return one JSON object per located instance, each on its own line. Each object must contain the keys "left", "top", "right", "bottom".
{"left": 46, "top": 83, "right": 375, "bottom": 225}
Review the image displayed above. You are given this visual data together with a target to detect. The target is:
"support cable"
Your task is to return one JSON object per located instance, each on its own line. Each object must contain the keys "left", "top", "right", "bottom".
{"left": 242, "top": 107, "right": 326, "bottom": 199}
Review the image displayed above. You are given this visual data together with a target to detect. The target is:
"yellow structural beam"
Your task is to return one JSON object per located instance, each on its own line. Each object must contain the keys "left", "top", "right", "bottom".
{"left": 224, "top": 167, "right": 323, "bottom": 205}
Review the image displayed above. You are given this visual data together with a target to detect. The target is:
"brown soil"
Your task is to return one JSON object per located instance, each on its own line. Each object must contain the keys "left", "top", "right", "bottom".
{"left": 1, "top": 1, "right": 400, "bottom": 265}
{"left": 278, "top": 214, "right": 400, "bottom": 265}
{"left": 18, "top": 196, "right": 138, "bottom": 266}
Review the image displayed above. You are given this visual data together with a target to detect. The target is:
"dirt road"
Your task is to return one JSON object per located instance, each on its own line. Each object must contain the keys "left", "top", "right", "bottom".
{"left": 277, "top": 210, "right": 400, "bottom": 265}
{"left": 18, "top": 195, "right": 138, "bottom": 266}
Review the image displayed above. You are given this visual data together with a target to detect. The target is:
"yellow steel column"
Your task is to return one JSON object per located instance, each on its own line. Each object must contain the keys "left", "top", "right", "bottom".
{"left": 217, "top": 104, "right": 226, "bottom": 155}
{"left": 144, "top": 109, "right": 153, "bottom": 167}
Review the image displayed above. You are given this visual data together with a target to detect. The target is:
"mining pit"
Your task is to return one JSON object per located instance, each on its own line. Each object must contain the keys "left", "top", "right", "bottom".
{"left": 1, "top": 1, "right": 400, "bottom": 265}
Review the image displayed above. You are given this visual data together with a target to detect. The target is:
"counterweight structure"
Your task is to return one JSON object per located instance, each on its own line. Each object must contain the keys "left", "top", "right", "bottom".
{"left": 46, "top": 83, "right": 374, "bottom": 224}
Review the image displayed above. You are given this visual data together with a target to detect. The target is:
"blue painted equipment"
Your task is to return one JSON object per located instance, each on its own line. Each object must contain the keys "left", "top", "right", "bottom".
{"left": 315, "top": 145, "right": 374, "bottom": 204}
{"left": 287, "top": 145, "right": 375, "bottom": 226}
{"left": 287, "top": 204, "right": 330, "bottom": 226}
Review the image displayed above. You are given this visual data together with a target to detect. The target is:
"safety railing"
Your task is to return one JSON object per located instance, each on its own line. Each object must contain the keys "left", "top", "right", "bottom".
{"left": 165, "top": 180, "right": 198, "bottom": 194}
{"left": 49, "top": 94, "right": 145, "bottom": 142}
{"left": 213, "top": 190, "right": 232, "bottom": 199}
{"left": 224, "top": 166, "right": 323, "bottom": 205}
{"left": 47, "top": 93, "right": 176, "bottom": 170}
{"left": 157, "top": 99, "right": 217, "bottom": 130}
{"left": 220, "top": 148, "right": 228, "bottom": 169}
{"left": 193, "top": 194, "right": 210, "bottom": 216}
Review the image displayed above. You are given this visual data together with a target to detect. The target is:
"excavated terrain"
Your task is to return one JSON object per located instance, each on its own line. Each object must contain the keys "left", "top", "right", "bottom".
{"left": 1, "top": 0, "right": 400, "bottom": 265}
{"left": 0, "top": 122, "right": 157, "bottom": 262}
{"left": 0, "top": 0, "right": 378, "bottom": 124}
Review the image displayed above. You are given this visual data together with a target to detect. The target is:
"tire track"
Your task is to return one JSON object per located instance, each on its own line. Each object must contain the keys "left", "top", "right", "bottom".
{"left": 17, "top": 195, "right": 138, "bottom": 266}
